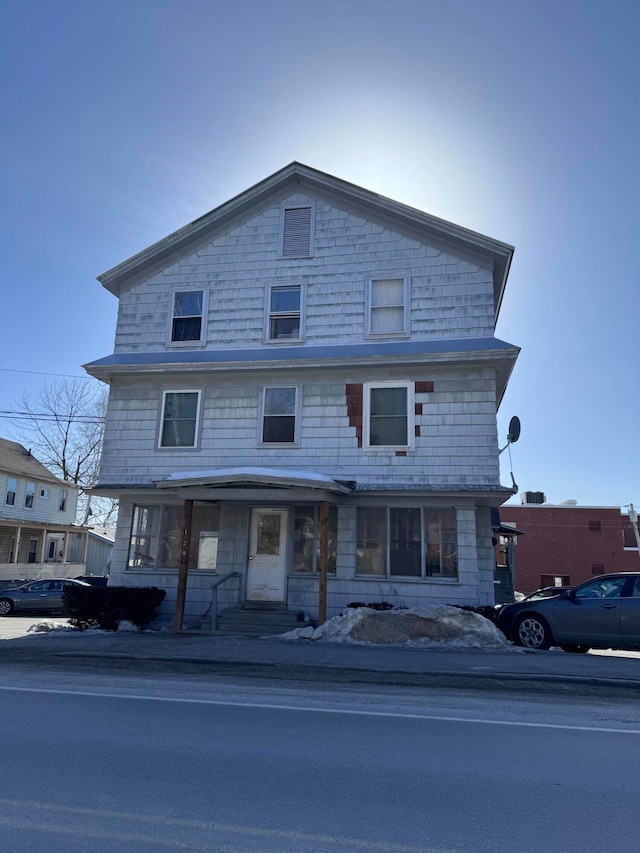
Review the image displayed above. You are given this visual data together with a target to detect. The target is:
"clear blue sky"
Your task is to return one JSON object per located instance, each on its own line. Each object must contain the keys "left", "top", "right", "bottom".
{"left": 1, "top": 0, "right": 637, "bottom": 509}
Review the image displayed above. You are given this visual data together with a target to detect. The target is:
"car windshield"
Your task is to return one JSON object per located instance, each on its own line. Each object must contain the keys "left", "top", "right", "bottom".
{"left": 525, "top": 588, "right": 567, "bottom": 601}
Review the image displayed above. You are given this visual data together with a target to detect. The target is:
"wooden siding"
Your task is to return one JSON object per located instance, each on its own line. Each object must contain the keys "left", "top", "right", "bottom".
{"left": 112, "top": 192, "right": 496, "bottom": 354}
{"left": 97, "top": 367, "right": 500, "bottom": 488}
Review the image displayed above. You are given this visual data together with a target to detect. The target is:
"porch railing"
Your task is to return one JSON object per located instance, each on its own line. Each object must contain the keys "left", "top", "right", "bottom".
{"left": 200, "top": 571, "right": 241, "bottom": 631}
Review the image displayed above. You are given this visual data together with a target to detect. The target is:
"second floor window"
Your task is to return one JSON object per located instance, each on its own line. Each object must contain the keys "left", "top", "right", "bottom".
{"left": 5, "top": 478, "right": 16, "bottom": 506}
{"left": 170, "top": 290, "right": 205, "bottom": 343}
{"left": 25, "top": 481, "right": 36, "bottom": 509}
{"left": 267, "top": 285, "right": 302, "bottom": 341}
{"left": 59, "top": 489, "right": 68, "bottom": 512}
{"left": 364, "top": 382, "right": 414, "bottom": 449}
{"left": 261, "top": 387, "right": 298, "bottom": 444}
{"left": 160, "top": 391, "right": 201, "bottom": 448}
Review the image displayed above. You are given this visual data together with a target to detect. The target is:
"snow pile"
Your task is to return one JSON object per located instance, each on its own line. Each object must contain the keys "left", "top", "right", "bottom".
{"left": 282, "top": 605, "right": 508, "bottom": 649}
{"left": 27, "top": 620, "right": 77, "bottom": 634}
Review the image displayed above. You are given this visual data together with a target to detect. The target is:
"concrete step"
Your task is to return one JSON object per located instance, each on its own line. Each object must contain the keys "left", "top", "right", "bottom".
{"left": 214, "top": 605, "right": 311, "bottom": 637}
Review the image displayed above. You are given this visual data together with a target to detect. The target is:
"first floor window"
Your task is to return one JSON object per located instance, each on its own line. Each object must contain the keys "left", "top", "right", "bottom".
{"left": 357, "top": 507, "right": 458, "bottom": 578}
{"left": 25, "top": 482, "right": 35, "bottom": 509}
{"left": 5, "top": 478, "right": 16, "bottom": 506}
{"left": 292, "top": 505, "right": 337, "bottom": 573}
{"left": 171, "top": 290, "right": 205, "bottom": 342}
{"left": 160, "top": 390, "right": 200, "bottom": 448}
{"left": 364, "top": 382, "right": 413, "bottom": 448}
{"left": 27, "top": 538, "right": 38, "bottom": 563}
{"left": 267, "top": 284, "right": 302, "bottom": 340}
{"left": 261, "top": 386, "right": 298, "bottom": 444}
{"left": 129, "top": 503, "right": 221, "bottom": 571}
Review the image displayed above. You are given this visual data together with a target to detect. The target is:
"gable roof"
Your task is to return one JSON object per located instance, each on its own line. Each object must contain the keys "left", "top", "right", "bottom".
{"left": 97, "top": 162, "right": 514, "bottom": 320}
{"left": 0, "top": 438, "right": 69, "bottom": 486}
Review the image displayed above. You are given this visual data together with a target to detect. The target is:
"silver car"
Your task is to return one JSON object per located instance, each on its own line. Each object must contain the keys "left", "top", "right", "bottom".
{"left": 496, "top": 573, "right": 640, "bottom": 653}
{"left": 0, "top": 578, "right": 91, "bottom": 616}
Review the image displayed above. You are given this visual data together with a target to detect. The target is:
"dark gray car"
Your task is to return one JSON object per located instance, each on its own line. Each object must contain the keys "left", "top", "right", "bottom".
{"left": 496, "top": 573, "right": 640, "bottom": 653}
{"left": 0, "top": 578, "right": 91, "bottom": 616}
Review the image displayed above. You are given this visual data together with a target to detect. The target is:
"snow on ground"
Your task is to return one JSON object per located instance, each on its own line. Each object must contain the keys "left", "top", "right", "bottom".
{"left": 282, "top": 605, "right": 509, "bottom": 649}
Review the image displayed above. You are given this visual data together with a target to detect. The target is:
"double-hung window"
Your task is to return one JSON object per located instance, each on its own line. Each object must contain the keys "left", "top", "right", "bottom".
{"left": 25, "top": 482, "right": 35, "bottom": 509}
{"left": 260, "top": 387, "right": 299, "bottom": 444}
{"left": 159, "top": 391, "right": 201, "bottom": 448}
{"left": 266, "top": 284, "right": 303, "bottom": 341}
{"left": 364, "top": 382, "right": 413, "bottom": 449}
{"left": 59, "top": 489, "right": 68, "bottom": 512}
{"left": 5, "top": 478, "right": 16, "bottom": 506}
{"left": 356, "top": 507, "right": 458, "bottom": 578}
{"left": 170, "top": 290, "right": 206, "bottom": 344}
{"left": 366, "top": 277, "right": 409, "bottom": 337}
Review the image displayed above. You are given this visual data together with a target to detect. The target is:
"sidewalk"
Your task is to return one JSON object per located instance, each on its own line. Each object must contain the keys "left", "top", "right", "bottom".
{"left": 3, "top": 627, "right": 640, "bottom": 694}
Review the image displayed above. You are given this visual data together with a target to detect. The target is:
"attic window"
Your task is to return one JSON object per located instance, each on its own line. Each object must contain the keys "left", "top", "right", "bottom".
{"left": 281, "top": 205, "right": 313, "bottom": 258}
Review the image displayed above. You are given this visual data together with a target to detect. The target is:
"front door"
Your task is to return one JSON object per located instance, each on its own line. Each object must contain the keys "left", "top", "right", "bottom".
{"left": 246, "top": 508, "right": 289, "bottom": 602}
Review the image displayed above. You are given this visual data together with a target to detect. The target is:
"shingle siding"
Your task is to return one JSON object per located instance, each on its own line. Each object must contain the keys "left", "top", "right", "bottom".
{"left": 112, "top": 193, "right": 495, "bottom": 354}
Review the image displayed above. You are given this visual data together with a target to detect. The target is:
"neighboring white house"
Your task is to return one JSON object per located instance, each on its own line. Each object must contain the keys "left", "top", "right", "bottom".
{"left": 0, "top": 438, "right": 90, "bottom": 580}
{"left": 84, "top": 162, "right": 520, "bottom": 626}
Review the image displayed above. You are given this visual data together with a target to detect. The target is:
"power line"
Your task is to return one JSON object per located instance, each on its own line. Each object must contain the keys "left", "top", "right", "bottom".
{"left": 0, "top": 367, "right": 90, "bottom": 379}
{"left": 0, "top": 410, "right": 103, "bottom": 423}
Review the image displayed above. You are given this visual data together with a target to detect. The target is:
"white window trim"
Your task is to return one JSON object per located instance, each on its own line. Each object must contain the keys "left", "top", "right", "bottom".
{"left": 167, "top": 287, "right": 208, "bottom": 347}
{"left": 158, "top": 389, "right": 202, "bottom": 450}
{"left": 363, "top": 381, "right": 414, "bottom": 450}
{"left": 279, "top": 202, "right": 315, "bottom": 259}
{"left": 257, "top": 385, "right": 302, "bottom": 447}
{"left": 25, "top": 481, "right": 36, "bottom": 509}
{"left": 5, "top": 477, "right": 17, "bottom": 506}
{"left": 365, "top": 275, "right": 411, "bottom": 339}
{"left": 263, "top": 282, "right": 306, "bottom": 344}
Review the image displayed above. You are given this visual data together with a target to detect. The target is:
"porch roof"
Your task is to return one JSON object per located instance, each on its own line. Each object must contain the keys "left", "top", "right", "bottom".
{"left": 153, "top": 466, "right": 356, "bottom": 494}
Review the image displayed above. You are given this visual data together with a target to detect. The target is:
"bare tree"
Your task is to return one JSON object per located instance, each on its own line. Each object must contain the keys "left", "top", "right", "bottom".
{"left": 10, "top": 379, "right": 117, "bottom": 526}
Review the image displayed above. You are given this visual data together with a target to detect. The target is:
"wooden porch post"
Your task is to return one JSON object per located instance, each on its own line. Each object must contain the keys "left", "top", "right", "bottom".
{"left": 173, "top": 499, "right": 193, "bottom": 633}
{"left": 317, "top": 501, "right": 329, "bottom": 626}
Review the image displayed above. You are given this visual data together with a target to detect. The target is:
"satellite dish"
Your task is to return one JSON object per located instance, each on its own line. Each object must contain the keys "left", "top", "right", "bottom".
{"left": 507, "top": 416, "right": 521, "bottom": 444}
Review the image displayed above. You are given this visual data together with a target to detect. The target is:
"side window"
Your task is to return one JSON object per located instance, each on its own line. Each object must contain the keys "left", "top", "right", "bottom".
{"left": 170, "top": 290, "right": 206, "bottom": 344}
{"left": 280, "top": 204, "right": 314, "bottom": 258}
{"left": 25, "top": 482, "right": 36, "bottom": 509}
{"left": 159, "top": 391, "right": 201, "bottom": 448}
{"left": 260, "top": 387, "right": 299, "bottom": 444}
{"left": 266, "top": 284, "right": 303, "bottom": 341}
{"left": 363, "top": 382, "right": 414, "bottom": 449}
{"left": 5, "top": 477, "right": 16, "bottom": 506}
{"left": 59, "top": 489, "right": 68, "bottom": 512}
{"left": 366, "top": 277, "right": 409, "bottom": 338}
{"left": 575, "top": 577, "right": 627, "bottom": 599}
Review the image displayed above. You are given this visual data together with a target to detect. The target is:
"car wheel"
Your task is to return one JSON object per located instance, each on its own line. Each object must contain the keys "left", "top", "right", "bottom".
{"left": 515, "top": 614, "right": 552, "bottom": 650}
{"left": 0, "top": 598, "right": 14, "bottom": 617}
{"left": 560, "top": 644, "right": 590, "bottom": 654}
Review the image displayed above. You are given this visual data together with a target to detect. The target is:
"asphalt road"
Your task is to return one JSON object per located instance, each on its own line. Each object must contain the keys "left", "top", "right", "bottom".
{"left": 1, "top": 669, "right": 640, "bottom": 852}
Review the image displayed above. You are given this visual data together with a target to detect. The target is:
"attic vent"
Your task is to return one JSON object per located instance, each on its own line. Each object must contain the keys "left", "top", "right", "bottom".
{"left": 281, "top": 205, "right": 313, "bottom": 257}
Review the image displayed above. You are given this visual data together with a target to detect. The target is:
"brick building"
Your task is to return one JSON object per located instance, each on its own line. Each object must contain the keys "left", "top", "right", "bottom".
{"left": 499, "top": 494, "right": 639, "bottom": 594}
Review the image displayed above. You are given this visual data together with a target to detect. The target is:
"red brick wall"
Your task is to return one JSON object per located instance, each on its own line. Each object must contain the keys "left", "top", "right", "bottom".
{"left": 498, "top": 506, "right": 640, "bottom": 594}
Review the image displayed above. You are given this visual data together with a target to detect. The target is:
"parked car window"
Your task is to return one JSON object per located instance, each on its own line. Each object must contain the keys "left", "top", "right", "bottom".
{"left": 631, "top": 577, "right": 640, "bottom": 597}
{"left": 575, "top": 577, "right": 627, "bottom": 599}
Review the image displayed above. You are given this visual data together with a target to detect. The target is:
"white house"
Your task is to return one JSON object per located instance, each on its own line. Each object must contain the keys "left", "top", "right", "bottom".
{"left": 0, "top": 438, "right": 89, "bottom": 580}
{"left": 84, "top": 162, "right": 520, "bottom": 629}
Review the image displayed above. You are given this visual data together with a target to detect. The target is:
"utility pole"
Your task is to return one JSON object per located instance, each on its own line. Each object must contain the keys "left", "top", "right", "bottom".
{"left": 627, "top": 504, "right": 640, "bottom": 561}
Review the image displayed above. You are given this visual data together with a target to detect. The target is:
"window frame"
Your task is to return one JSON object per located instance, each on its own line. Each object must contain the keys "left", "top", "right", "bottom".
{"left": 59, "top": 489, "right": 68, "bottom": 512}
{"left": 356, "top": 506, "right": 458, "bottom": 579}
{"left": 167, "top": 288, "right": 208, "bottom": 347}
{"left": 291, "top": 504, "right": 338, "bottom": 574}
{"left": 158, "top": 389, "right": 202, "bottom": 450}
{"left": 363, "top": 381, "right": 414, "bottom": 450}
{"left": 365, "top": 276, "right": 410, "bottom": 339}
{"left": 264, "top": 283, "right": 306, "bottom": 343}
{"left": 279, "top": 202, "right": 315, "bottom": 259}
{"left": 258, "top": 385, "right": 301, "bottom": 447}
{"left": 24, "top": 481, "right": 36, "bottom": 509}
{"left": 128, "top": 503, "right": 221, "bottom": 571}
{"left": 5, "top": 477, "right": 17, "bottom": 506}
